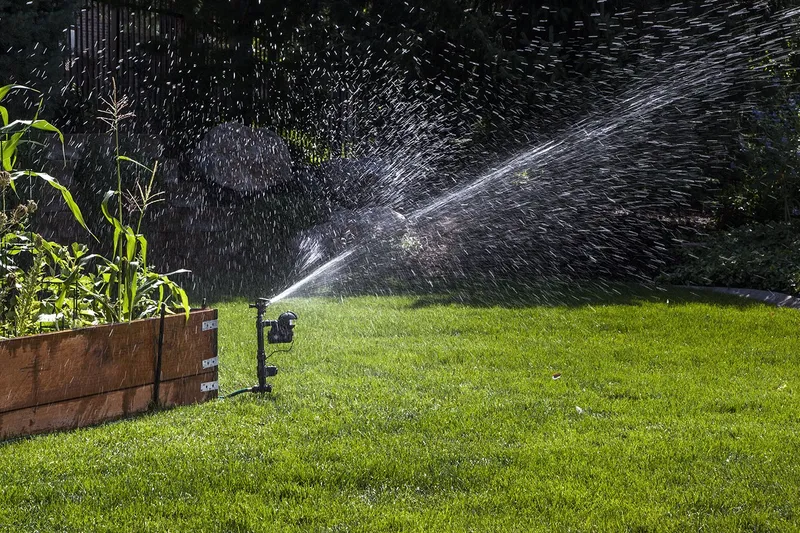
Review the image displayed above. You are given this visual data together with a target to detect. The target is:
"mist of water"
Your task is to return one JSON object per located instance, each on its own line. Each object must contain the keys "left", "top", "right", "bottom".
{"left": 269, "top": 3, "right": 799, "bottom": 303}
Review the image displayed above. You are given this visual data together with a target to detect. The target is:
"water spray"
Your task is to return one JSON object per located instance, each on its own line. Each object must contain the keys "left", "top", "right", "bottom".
{"left": 226, "top": 298, "right": 297, "bottom": 397}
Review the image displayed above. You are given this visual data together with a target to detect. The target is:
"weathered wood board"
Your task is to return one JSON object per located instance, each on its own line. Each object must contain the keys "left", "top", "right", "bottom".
{"left": 0, "top": 373, "right": 217, "bottom": 440}
{"left": 0, "top": 309, "right": 218, "bottom": 440}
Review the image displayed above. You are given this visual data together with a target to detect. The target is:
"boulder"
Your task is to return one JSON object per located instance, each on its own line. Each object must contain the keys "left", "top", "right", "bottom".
{"left": 191, "top": 123, "right": 292, "bottom": 193}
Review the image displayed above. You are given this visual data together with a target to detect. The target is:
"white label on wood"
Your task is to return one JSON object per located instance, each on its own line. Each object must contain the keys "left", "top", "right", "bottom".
{"left": 202, "top": 357, "right": 219, "bottom": 369}
{"left": 200, "top": 381, "right": 219, "bottom": 392}
{"left": 202, "top": 319, "right": 218, "bottom": 331}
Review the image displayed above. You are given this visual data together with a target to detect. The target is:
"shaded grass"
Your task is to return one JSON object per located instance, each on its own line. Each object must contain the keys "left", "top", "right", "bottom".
{"left": 1, "top": 286, "right": 799, "bottom": 532}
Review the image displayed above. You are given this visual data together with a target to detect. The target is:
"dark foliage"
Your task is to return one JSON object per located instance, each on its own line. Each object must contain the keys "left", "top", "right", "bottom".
{"left": 4, "top": 0, "right": 800, "bottom": 255}
{"left": 0, "top": 0, "right": 77, "bottom": 114}
{"left": 663, "top": 221, "right": 800, "bottom": 295}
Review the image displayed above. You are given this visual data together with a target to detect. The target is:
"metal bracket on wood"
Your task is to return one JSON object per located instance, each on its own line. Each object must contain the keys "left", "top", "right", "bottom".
{"left": 202, "top": 357, "right": 218, "bottom": 369}
{"left": 200, "top": 381, "right": 219, "bottom": 392}
{"left": 202, "top": 319, "right": 218, "bottom": 331}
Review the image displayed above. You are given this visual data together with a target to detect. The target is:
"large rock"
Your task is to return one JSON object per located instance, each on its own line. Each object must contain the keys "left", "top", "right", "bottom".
{"left": 191, "top": 123, "right": 292, "bottom": 193}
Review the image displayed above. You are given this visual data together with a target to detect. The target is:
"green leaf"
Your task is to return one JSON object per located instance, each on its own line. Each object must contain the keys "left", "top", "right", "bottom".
{"left": 131, "top": 274, "right": 162, "bottom": 313}
{"left": 123, "top": 259, "right": 139, "bottom": 321}
{"left": 84, "top": 288, "right": 118, "bottom": 323}
{"left": 71, "top": 243, "right": 91, "bottom": 261}
{"left": 117, "top": 155, "right": 154, "bottom": 174}
{"left": 2, "top": 131, "right": 24, "bottom": 171}
{"left": 159, "top": 275, "right": 191, "bottom": 320}
{"left": 101, "top": 190, "right": 125, "bottom": 255}
{"left": 28, "top": 119, "right": 63, "bottom": 144}
{"left": 177, "top": 286, "right": 190, "bottom": 320}
{"left": 124, "top": 228, "right": 137, "bottom": 263}
{"left": 13, "top": 171, "right": 95, "bottom": 239}
{"left": 2, "top": 119, "right": 63, "bottom": 144}
{"left": 54, "top": 269, "right": 76, "bottom": 311}
{"left": 137, "top": 234, "right": 148, "bottom": 269}
{"left": 0, "top": 106, "right": 7, "bottom": 127}
{"left": 0, "top": 84, "right": 35, "bottom": 103}
{"left": 101, "top": 190, "right": 119, "bottom": 225}
{"left": 162, "top": 269, "right": 192, "bottom": 277}
{"left": 36, "top": 237, "right": 64, "bottom": 266}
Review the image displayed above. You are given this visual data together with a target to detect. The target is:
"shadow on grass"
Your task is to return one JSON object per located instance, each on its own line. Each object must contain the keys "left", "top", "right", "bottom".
{"left": 194, "top": 267, "right": 775, "bottom": 312}
{"left": 404, "top": 281, "right": 770, "bottom": 310}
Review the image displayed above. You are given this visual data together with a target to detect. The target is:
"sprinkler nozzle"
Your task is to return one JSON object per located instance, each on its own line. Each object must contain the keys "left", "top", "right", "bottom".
{"left": 249, "top": 297, "right": 271, "bottom": 310}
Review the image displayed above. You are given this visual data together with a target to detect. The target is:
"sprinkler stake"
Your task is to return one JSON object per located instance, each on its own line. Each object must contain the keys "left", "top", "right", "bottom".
{"left": 226, "top": 298, "right": 296, "bottom": 397}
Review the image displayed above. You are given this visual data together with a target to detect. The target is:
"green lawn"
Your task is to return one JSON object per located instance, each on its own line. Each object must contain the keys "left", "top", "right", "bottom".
{"left": 1, "top": 287, "right": 799, "bottom": 532}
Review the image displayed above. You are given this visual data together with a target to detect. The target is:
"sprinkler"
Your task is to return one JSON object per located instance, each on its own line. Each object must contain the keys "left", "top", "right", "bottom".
{"left": 226, "top": 298, "right": 297, "bottom": 397}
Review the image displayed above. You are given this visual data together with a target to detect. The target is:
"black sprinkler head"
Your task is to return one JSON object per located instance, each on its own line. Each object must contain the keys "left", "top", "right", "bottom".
{"left": 268, "top": 311, "right": 297, "bottom": 344}
{"left": 250, "top": 297, "right": 271, "bottom": 311}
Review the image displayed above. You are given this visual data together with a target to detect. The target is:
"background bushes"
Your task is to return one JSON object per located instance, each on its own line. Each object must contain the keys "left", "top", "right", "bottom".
{"left": 663, "top": 222, "right": 800, "bottom": 295}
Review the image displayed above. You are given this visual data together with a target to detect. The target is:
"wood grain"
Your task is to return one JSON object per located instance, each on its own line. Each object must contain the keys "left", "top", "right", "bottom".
{"left": 159, "top": 309, "right": 218, "bottom": 380}
{"left": 0, "top": 309, "right": 218, "bottom": 414}
{"left": 0, "top": 372, "right": 218, "bottom": 440}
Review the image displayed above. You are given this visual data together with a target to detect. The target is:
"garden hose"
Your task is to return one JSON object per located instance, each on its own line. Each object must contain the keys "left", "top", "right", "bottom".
{"left": 224, "top": 387, "right": 257, "bottom": 399}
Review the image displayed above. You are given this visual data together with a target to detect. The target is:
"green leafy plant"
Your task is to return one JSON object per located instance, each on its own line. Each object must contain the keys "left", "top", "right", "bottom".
{"left": 38, "top": 240, "right": 107, "bottom": 329}
{"left": 10, "top": 234, "right": 45, "bottom": 336}
{"left": 1, "top": 84, "right": 89, "bottom": 338}
{"left": 0, "top": 82, "right": 190, "bottom": 339}
{"left": 0, "top": 85, "right": 89, "bottom": 232}
{"left": 97, "top": 79, "right": 189, "bottom": 321}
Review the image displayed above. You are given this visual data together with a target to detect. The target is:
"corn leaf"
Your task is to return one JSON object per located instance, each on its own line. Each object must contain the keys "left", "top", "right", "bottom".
{"left": 101, "top": 191, "right": 125, "bottom": 255}
{"left": 117, "top": 155, "right": 154, "bottom": 174}
{"left": 27, "top": 119, "right": 63, "bottom": 145}
{"left": 2, "top": 131, "right": 24, "bottom": 171}
{"left": 0, "top": 84, "right": 34, "bottom": 103}
{"left": 177, "top": 286, "right": 190, "bottom": 320}
{"left": 137, "top": 234, "right": 148, "bottom": 269}
{"left": 161, "top": 269, "right": 192, "bottom": 276}
{"left": 13, "top": 171, "right": 94, "bottom": 239}
{"left": 124, "top": 228, "right": 137, "bottom": 262}
{"left": 101, "top": 190, "right": 121, "bottom": 226}
{"left": 1, "top": 119, "right": 63, "bottom": 145}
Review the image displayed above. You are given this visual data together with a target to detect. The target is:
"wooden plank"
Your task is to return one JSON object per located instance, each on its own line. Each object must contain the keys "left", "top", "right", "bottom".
{"left": 0, "top": 319, "right": 158, "bottom": 413}
{"left": 0, "top": 310, "right": 217, "bottom": 414}
{"left": 158, "top": 371, "right": 218, "bottom": 408}
{"left": 0, "top": 372, "right": 217, "bottom": 441}
{"left": 159, "top": 309, "right": 218, "bottom": 381}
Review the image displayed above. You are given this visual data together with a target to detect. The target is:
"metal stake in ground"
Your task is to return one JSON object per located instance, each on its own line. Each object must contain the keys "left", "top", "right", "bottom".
{"left": 225, "top": 298, "right": 297, "bottom": 398}
{"left": 153, "top": 303, "right": 166, "bottom": 407}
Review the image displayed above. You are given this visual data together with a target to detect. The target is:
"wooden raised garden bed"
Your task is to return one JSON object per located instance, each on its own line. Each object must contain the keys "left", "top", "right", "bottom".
{"left": 0, "top": 309, "right": 218, "bottom": 441}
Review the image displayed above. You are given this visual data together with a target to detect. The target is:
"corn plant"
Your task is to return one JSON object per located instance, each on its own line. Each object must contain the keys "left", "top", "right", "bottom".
{"left": 97, "top": 79, "right": 189, "bottom": 321}
{"left": 1, "top": 84, "right": 92, "bottom": 338}
{"left": 0, "top": 85, "right": 89, "bottom": 233}
{"left": 0, "top": 82, "right": 190, "bottom": 339}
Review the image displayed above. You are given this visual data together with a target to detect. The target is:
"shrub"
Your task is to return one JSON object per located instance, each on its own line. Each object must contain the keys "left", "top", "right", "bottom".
{"left": 663, "top": 221, "right": 800, "bottom": 295}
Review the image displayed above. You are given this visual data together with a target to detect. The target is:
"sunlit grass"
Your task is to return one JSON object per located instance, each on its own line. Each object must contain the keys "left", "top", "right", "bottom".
{"left": 1, "top": 287, "right": 798, "bottom": 531}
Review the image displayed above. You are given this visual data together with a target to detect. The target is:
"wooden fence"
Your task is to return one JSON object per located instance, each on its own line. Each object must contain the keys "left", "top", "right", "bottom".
{"left": 63, "top": 0, "right": 339, "bottom": 151}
